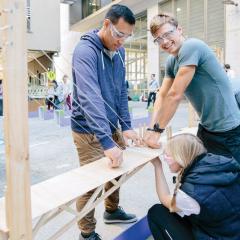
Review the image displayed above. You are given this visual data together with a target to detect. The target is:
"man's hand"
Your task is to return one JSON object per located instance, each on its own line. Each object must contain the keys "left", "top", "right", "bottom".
{"left": 104, "top": 146, "right": 123, "bottom": 168}
{"left": 143, "top": 130, "right": 161, "bottom": 149}
{"left": 122, "top": 130, "right": 143, "bottom": 146}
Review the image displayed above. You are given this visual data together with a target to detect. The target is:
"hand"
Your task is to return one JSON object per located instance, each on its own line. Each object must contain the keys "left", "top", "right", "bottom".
{"left": 151, "top": 157, "right": 162, "bottom": 167}
{"left": 122, "top": 130, "right": 143, "bottom": 146}
{"left": 143, "top": 130, "right": 161, "bottom": 149}
{"left": 104, "top": 146, "right": 123, "bottom": 168}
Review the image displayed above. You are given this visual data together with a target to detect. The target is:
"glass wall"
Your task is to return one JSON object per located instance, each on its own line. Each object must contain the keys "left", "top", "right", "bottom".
{"left": 82, "top": 0, "right": 101, "bottom": 18}
{"left": 124, "top": 13, "right": 148, "bottom": 100}
{"left": 158, "top": 0, "right": 225, "bottom": 74}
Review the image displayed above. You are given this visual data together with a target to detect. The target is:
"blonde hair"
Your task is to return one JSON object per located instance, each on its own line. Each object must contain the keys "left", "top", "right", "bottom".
{"left": 150, "top": 13, "right": 178, "bottom": 36}
{"left": 165, "top": 133, "right": 207, "bottom": 212}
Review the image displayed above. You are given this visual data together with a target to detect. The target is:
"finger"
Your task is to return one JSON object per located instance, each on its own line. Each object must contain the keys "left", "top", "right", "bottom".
{"left": 108, "top": 159, "right": 113, "bottom": 168}
{"left": 112, "top": 158, "right": 120, "bottom": 168}
{"left": 118, "top": 156, "right": 123, "bottom": 166}
{"left": 143, "top": 139, "right": 161, "bottom": 149}
{"left": 123, "top": 136, "right": 129, "bottom": 146}
{"left": 131, "top": 136, "right": 141, "bottom": 146}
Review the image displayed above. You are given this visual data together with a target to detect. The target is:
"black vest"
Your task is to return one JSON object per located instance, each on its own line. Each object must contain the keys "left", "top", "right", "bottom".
{"left": 181, "top": 153, "right": 240, "bottom": 239}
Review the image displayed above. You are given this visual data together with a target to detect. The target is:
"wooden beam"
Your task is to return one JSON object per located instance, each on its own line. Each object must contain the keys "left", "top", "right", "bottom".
{"left": 188, "top": 102, "right": 197, "bottom": 128}
{"left": 166, "top": 126, "right": 172, "bottom": 140}
{"left": 0, "top": 1, "right": 32, "bottom": 239}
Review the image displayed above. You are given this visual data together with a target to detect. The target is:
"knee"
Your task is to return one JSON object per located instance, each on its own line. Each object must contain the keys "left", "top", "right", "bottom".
{"left": 147, "top": 204, "right": 169, "bottom": 222}
{"left": 147, "top": 204, "right": 162, "bottom": 221}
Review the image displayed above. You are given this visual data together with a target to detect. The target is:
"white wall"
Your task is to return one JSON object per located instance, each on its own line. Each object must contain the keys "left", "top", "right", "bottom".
{"left": 225, "top": 0, "right": 240, "bottom": 76}
{"left": 54, "top": 4, "right": 82, "bottom": 82}
{"left": 27, "top": 0, "right": 60, "bottom": 51}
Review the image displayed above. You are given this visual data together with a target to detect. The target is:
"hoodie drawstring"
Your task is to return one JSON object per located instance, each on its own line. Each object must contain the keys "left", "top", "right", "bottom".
{"left": 117, "top": 51, "right": 125, "bottom": 68}
{"left": 101, "top": 50, "right": 124, "bottom": 70}
{"left": 101, "top": 50, "right": 105, "bottom": 70}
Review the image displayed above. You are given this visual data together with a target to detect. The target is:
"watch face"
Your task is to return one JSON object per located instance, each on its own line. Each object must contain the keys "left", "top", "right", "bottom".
{"left": 153, "top": 123, "right": 164, "bottom": 133}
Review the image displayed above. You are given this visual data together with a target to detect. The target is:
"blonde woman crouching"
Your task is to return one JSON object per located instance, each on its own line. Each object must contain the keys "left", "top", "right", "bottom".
{"left": 148, "top": 133, "right": 240, "bottom": 240}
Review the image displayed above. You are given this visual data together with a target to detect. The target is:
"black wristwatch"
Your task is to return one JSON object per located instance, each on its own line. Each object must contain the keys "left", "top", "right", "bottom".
{"left": 147, "top": 123, "right": 165, "bottom": 133}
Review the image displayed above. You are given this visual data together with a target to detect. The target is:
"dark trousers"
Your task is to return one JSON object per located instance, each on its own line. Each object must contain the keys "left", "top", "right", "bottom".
{"left": 197, "top": 124, "right": 240, "bottom": 164}
{"left": 147, "top": 92, "right": 156, "bottom": 108}
{"left": 66, "top": 94, "right": 72, "bottom": 110}
{"left": 46, "top": 97, "right": 54, "bottom": 110}
{"left": 147, "top": 204, "right": 194, "bottom": 240}
{"left": 0, "top": 99, "right": 3, "bottom": 116}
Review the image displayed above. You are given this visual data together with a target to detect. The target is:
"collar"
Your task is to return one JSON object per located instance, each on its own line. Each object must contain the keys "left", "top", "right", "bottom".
{"left": 181, "top": 152, "right": 207, "bottom": 182}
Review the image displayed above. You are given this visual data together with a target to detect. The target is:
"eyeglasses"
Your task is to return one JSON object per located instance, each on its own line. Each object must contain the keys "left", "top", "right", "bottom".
{"left": 153, "top": 28, "right": 176, "bottom": 45}
{"left": 110, "top": 22, "right": 133, "bottom": 40}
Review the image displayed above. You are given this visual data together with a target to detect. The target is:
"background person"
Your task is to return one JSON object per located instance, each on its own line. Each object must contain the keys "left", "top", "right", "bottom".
{"left": 224, "top": 64, "right": 240, "bottom": 109}
{"left": 0, "top": 80, "right": 3, "bottom": 116}
{"left": 53, "top": 80, "right": 64, "bottom": 110}
{"left": 147, "top": 74, "right": 159, "bottom": 109}
{"left": 148, "top": 134, "right": 240, "bottom": 240}
{"left": 45, "top": 85, "right": 55, "bottom": 110}
{"left": 224, "top": 63, "right": 236, "bottom": 79}
{"left": 62, "top": 74, "right": 72, "bottom": 110}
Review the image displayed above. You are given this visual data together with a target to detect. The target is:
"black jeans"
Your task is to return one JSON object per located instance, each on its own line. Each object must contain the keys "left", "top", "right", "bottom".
{"left": 197, "top": 124, "right": 240, "bottom": 164}
{"left": 147, "top": 204, "right": 194, "bottom": 240}
{"left": 147, "top": 92, "right": 156, "bottom": 108}
{"left": 0, "top": 98, "right": 3, "bottom": 116}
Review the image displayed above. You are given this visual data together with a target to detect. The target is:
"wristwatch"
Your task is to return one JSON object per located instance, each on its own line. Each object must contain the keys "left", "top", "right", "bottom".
{"left": 147, "top": 123, "right": 165, "bottom": 133}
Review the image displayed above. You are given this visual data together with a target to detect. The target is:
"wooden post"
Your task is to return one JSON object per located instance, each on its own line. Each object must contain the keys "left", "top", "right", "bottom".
{"left": 166, "top": 126, "right": 172, "bottom": 141}
{"left": 188, "top": 102, "right": 196, "bottom": 128}
{"left": 0, "top": 0, "right": 32, "bottom": 239}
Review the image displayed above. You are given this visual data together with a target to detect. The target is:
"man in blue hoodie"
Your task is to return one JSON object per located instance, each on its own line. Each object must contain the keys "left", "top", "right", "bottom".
{"left": 71, "top": 4, "right": 141, "bottom": 240}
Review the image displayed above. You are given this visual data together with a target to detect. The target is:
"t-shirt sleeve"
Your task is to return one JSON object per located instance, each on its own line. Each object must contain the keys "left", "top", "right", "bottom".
{"left": 176, "top": 189, "right": 200, "bottom": 217}
{"left": 165, "top": 56, "right": 175, "bottom": 78}
{"left": 178, "top": 39, "right": 202, "bottom": 67}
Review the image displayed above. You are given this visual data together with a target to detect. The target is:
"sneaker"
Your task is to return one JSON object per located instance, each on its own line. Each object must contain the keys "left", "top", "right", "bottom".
{"left": 103, "top": 206, "right": 137, "bottom": 224}
{"left": 79, "top": 232, "right": 102, "bottom": 240}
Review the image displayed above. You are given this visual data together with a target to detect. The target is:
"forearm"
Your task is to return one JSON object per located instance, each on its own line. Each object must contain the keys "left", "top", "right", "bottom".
{"left": 150, "top": 92, "right": 181, "bottom": 128}
{"left": 154, "top": 163, "right": 172, "bottom": 208}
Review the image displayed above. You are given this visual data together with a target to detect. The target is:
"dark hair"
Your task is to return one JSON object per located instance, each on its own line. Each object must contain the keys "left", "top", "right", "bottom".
{"left": 52, "top": 80, "right": 58, "bottom": 87}
{"left": 105, "top": 4, "right": 135, "bottom": 25}
{"left": 0, "top": 80, "right": 2, "bottom": 84}
{"left": 224, "top": 64, "right": 231, "bottom": 69}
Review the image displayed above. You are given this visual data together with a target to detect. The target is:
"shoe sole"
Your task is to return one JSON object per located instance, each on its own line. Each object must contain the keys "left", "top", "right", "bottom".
{"left": 104, "top": 217, "right": 138, "bottom": 224}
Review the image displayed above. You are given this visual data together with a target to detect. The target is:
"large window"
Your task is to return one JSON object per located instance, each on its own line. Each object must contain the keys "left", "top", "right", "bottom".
{"left": 124, "top": 13, "right": 148, "bottom": 99}
{"left": 158, "top": 0, "right": 225, "bottom": 68}
{"left": 82, "top": 0, "right": 101, "bottom": 18}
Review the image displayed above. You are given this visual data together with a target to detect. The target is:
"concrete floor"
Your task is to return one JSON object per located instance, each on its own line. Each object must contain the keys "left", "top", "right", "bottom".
{"left": 0, "top": 101, "right": 189, "bottom": 239}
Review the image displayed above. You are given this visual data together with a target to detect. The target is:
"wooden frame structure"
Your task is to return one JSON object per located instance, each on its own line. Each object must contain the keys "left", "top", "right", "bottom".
{"left": 0, "top": 147, "right": 160, "bottom": 240}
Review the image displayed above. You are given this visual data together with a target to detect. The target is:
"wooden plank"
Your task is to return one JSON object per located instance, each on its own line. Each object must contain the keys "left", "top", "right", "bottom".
{"left": 188, "top": 102, "right": 198, "bottom": 127}
{"left": 0, "top": 147, "right": 160, "bottom": 233}
{"left": 0, "top": 0, "right": 32, "bottom": 239}
{"left": 30, "top": 147, "right": 160, "bottom": 219}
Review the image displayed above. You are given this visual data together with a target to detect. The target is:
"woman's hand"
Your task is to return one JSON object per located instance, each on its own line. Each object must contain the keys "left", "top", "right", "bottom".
{"left": 151, "top": 157, "right": 162, "bottom": 167}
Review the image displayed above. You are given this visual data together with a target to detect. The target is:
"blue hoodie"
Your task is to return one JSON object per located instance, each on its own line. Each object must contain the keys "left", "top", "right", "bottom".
{"left": 71, "top": 30, "right": 132, "bottom": 150}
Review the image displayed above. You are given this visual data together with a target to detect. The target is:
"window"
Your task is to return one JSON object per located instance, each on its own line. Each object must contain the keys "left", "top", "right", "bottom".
{"left": 82, "top": 0, "right": 101, "bottom": 18}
